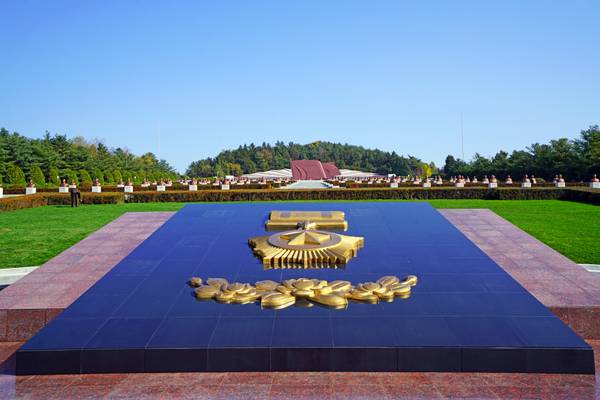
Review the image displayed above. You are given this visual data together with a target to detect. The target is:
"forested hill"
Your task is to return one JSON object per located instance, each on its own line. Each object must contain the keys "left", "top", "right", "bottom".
{"left": 186, "top": 141, "right": 430, "bottom": 177}
{"left": 442, "top": 125, "right": 600, "bottom": 181}
{"left": 0, "top": 128, "right": 177, "bottom": 186}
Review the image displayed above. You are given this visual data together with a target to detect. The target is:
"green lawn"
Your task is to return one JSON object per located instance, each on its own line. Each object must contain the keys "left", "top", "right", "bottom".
{"left": 0, "top": 200, "right": 598, "bottom": 268}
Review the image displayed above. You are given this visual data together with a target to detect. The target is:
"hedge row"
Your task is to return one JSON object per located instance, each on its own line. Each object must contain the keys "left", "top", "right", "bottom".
{"left": 0, "top": 192, "right": 123, "bottom": 212}
{"left": 2, "top": 187, "right": 598, "bottom": 212}
{"left": 125, "top": 187, "right": 571, "bottom": 202}
{"left": 563, "top": 188, "right": 600, "bottom": 205}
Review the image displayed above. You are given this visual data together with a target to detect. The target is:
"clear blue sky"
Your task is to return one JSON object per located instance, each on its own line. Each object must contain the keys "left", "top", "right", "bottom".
{"left": 1, "top": 0, "right": 598, "bottom": 172}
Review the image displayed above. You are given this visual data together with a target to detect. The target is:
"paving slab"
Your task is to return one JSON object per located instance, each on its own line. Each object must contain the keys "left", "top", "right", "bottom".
{"left": 0, "top": 212, "right": 174, "bottom": 341}
{"left": 440, "top": 208, "right": 600, "bottom": 339}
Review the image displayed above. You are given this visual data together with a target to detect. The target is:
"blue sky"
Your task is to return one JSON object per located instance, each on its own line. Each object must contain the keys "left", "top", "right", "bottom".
{"left": 1, "top": 0, "right": 598, "bottom": 172}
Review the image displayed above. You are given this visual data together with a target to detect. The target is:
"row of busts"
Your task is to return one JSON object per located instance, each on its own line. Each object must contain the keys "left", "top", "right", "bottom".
{"left": 13, "top": 172, "right": 600, "bottom": 198}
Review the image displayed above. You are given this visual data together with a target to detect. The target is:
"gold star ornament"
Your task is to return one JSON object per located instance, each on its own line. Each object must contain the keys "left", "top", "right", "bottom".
{"left": 249, "top": 228, "right": 364, "bottom": 268}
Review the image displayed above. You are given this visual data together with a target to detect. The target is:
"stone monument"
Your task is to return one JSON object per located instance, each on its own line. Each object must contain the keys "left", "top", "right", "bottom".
{"left": 91, "top": 178, "right": 102, "bottom": 193}
{"left": 124, "top": 178, "right": 134, "bottom": 193}
{"left": 590, "top": 174, "right": 600, "bottom": 189}
{"left": 25, "top": 178, "right": 37, "bottom": 195}
{"left": 59, "top": 179, "right": 69, "bottom": 193}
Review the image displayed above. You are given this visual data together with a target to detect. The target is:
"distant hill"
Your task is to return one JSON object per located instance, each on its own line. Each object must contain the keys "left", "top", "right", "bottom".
{"left": 186, "top": 141, "right": 430, "bottom": 177}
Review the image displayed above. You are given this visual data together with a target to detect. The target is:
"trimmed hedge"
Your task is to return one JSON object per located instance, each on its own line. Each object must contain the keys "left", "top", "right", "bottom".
{"left": 562, "top": 188, "right": 600, "bottom": 205}
{"left": 126, "top": 187, "right": 575, "bottom": 203}
{"left": 0, "top": 194, "right": 48, "bottom": 212}
{"left": 0, "top": 192, "right": 123, "bottom": 212}
{"left": 2, "top": 187, "right": 598, "bottom": 212}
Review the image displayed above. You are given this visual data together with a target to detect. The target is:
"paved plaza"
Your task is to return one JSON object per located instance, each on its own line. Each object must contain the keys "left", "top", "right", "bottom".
{"left": 1, "top": 206, "right": 599, "bottom": 398}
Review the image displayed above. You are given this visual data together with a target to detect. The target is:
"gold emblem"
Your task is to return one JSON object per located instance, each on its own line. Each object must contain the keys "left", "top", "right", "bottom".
{"left": 189, "top": 275, "right": 418, "bottom": 310}
{"left": 250, "top": 210, "right": 363, "bottom": 268}
{"left": 249, "top": 231, "right": 363, "bottom": 269}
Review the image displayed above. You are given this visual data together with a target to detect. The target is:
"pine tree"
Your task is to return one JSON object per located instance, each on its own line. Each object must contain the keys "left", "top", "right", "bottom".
{"left": 79, "top": 169, "right": 92, "bottom": 185}
{"left": 48, "top": 167, "right": 60, "bottom": 186}
{"left": 113, "top": 170, "right": 123, "bottom": 183}
{"left": 29, "top": 165, "right": 46, "bottom": 187}
{"left": 92, "top": 168, "right": 104, "bottom": 184}
{"left": 64, "top": 169, "right": 79, "bottom": 185}
{"left": 6, "top": 164, "right": 26, "bottom": 187}
{"left": 103, "top": 171, "right": 114, "bottom": 183}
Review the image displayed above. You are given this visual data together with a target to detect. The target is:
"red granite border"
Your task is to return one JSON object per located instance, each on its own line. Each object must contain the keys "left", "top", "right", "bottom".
{"left": 0, "top": 212, "right": 174, "bottom": 342}
{"left": 440, "top": 209, "right": 600, "bottom": 339}
{"left": 0, "top": 340, "right": 598, "bottom": 400}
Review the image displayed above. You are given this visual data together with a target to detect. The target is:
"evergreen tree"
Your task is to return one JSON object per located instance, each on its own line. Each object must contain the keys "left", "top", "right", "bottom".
{"left": 92, "top": 168, "right": 104, "bottom": 184}
{"left": 64, "top": 169, "right": 79, "bottom": 185}
{"left": 103, "top": 171, "right": 114, "bottom": 183}
{"left": 113, "top": 169, "right": 123, "bottom": 183}
{"left": 0, "top": 128, "right": 178, "bottom": 180}
{"left": 79, "top": 169, "right": 92, "bottom": 185}
{"left": 29, "top": 165, "right": 46, "bottom": 187}
{"left": 6, "top": 164, "right": 26, "bottom": 187}
{"left": 48, "top": 167, "right": 60, "bottom": 186}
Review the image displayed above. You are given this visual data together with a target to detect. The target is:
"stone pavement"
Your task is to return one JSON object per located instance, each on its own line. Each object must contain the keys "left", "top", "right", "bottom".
{"left": 0, "top": 340, "right": 598, "bottom": 399}
{"left": 1, "top": 208, "right": 600, "bottom": 398}
{"left": 440, "top": 209, "right": 600, "bottom": 339}
{"left": 0, "top": 212, "right": 174, "bottom": 342}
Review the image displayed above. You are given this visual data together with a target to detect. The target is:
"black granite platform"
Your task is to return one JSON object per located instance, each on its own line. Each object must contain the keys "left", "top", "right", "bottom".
{"left": 16, "top": 203, "right": 595, "bottom": 374}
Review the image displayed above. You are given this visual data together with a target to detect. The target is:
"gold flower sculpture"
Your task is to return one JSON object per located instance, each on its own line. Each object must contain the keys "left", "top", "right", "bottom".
{"left": 189, "top": 275, "right": 417, "bottom": 310}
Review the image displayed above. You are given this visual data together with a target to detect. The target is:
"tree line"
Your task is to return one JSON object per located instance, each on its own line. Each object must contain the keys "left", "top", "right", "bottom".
{"left": 3, "top": 125, "right": 597, "bottom": 187}
{"left": 442, "top": 126, "right": 600, "bottom": 181}
{"left": 0, "top": 128, "right": 178, "bottom": 187}
{"left": 186, "top": 141, "right": 433, "bottom": 177}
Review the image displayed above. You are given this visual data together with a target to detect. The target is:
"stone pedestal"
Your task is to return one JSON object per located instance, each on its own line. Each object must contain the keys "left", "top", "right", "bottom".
{"left": 156, "top": 185, "right": 166, "bottom": 192}
{"left": 25, "top": 187, "right": 37, "bottom": 195}
{"left": 455, "top": 182, "right": 464, "bottom": 188}
{"left": 59, "top": 186, "right": 69, "bottom": 193}
{"left": 91, "top": 186, "right": 102, "bottom": 193}
{"left": 521, "top": 182, "right": 531, "bottom": 188}
{"left": 221, "top": 184, "right": 230, "bottom": 190}
{"left": 422, "top": 182, "right": 431, "bottom": 188}
{"left": 124, "top": 185, "right": 134, "bottom": 193}
{"left": 488, "top": 182, "right": 498, "bottom": 189}
{"left": 390, "top": 182, "right": 398, "bottom": 188}
{"left": 188, "top": 184, "right": 198, "bottom": 191}
{"left": 590, "top": 182, "right": 600, "bottom": 189}
{"left": 555, "top": 182, "right": 565, "bottom": 188}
